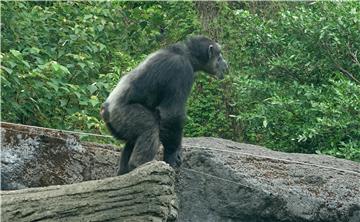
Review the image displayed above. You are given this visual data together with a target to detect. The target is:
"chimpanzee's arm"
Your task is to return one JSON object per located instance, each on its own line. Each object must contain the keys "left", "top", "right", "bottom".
{"left": 158, "top": 94, "right": 187, "bottom": 167}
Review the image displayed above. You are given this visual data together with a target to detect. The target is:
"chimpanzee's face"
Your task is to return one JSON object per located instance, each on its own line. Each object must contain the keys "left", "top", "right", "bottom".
{"left": 204, "top": 43, "right": 229, "bottom": 79}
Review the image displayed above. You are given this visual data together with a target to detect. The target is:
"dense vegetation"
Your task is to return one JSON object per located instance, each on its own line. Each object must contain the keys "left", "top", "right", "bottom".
{"left": 1, "top": 1, "right": 359, "bottom": 161}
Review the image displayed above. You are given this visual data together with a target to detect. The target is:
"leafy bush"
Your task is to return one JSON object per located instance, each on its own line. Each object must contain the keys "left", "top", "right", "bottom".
{"left": 1, "top": 1, "right": 198, "bottom": 132}
{"left": 232, "top": 75, "right": 360, "bottom": 161}
{"left": 185, "top": 75, "right": 234, "bottom": 139}
{"left": 217, "top": 2, "right": 360, "bottom": 160}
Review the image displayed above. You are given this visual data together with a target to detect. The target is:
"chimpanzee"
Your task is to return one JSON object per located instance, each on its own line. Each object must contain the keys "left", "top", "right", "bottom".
{"left": 101, "top": 36, "right": 228, "bottom": 175}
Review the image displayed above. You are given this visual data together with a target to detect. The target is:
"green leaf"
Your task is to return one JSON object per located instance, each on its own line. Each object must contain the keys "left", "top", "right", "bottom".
{"left": 10, "top": 50, "right": 22, "bottom": 59}
{"left": 262, "top": 119, "right": 268, "bottom": 128}
{"left": 87, "top": 84, "right": 98, "bottom": 94}
{"left": 84, "top": 14, "right": 92, "bottom": 20}
{"left": 89, "top": 95, "right": 99, "bottom": 107}
{"left": 47, "top": 81, "right": 59, "bottom": 92}
{"left": 59, "top": 65, "right": 70, "bottom": 74}
{"left": 60, "top": 99, "right": 67, "bottom": 107}
{"left": 79, "top": 100, "right": 88, "bottom": 105}
{"left": 74, "top": 91, "right": 81, "bottom": 99}
{"left": 29, "top": 47, "right": 40, "bottom": 54}
{"left": 2, "top": 66, "right": 13, "bottom": 74}
{"left": 22, "top": 60, "right": 30, "bottom": 68}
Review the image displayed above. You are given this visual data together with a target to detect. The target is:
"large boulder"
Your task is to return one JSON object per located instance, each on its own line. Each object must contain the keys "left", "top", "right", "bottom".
{"left": 179, "top": 138, "right": 360, "bottom": 222}
{"left": 1, "top": 122, "right": 359, "bottom": 222}
{"left": 1, "top": 122, "right": 120, "bottom": 190}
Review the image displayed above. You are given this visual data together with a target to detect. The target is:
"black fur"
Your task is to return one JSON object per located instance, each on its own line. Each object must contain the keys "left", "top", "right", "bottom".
{"left": 101, "top": 36, "right": 228, "bottom": 175}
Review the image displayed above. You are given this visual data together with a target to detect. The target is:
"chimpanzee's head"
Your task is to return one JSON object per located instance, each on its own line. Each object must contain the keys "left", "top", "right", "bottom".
{"left": 186, "top": 36, "right": 229, "bottom": 79}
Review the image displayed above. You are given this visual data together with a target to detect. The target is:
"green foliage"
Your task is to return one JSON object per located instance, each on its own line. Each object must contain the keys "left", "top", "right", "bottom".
{"left": 185, "top": 75, "right": 234, "bottom": 139}
{"left": 217, "top": 2, "right": 360, "bottom": 161}
{"left": 1, "top": 1, "right": 359, "bottom": 161}
{"left": 1, "top": 1, "right": 198, "bottom": 133}
{"left": 232, "top": 75, "right": 360, "bottom": 161}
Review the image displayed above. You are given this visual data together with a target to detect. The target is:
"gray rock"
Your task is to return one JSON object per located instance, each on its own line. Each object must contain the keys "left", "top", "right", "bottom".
{"left": 177, "top": 137, "right": 360, "bottom": 222}
{"left": 1, "top": 122, "right": 120, "bottom": 190}
{"left": 1, "top": 123, "right": 359, "bottom": 222}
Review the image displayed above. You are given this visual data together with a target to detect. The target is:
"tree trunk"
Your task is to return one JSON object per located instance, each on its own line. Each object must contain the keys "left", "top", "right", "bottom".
{"left": 1, "top": 161, "right": 178, "bottom": 222}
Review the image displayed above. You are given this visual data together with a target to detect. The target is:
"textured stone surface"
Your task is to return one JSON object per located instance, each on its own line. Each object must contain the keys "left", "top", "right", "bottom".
{"left": 1, "top": 122, "right": 120, "bottom": 190}
{"left": 1, "top": 122, "right": 359, "bottom": 222}
{"left": 178, "top": 138, "right": 360, "bottom": 222}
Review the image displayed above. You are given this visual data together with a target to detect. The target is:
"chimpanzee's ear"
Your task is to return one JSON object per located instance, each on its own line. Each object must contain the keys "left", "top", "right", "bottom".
{"left": 208, "top": 45, "right": 214, "bottom": 59}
